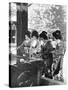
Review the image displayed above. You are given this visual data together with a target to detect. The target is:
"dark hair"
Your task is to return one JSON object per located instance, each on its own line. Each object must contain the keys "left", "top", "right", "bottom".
{"left": 25, "top": 31, "right": 31, "bottom": 38}
{"left": 39, "top": 31, "right": 48, "bottom": 40}
{"left": 32, "top": 30, "right": 38, "bottom": 38}
{"left": 52, "top": 30, "right": 62, "bottom": 40}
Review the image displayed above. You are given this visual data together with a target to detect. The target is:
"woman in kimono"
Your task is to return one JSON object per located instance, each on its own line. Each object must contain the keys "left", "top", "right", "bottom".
{"left": 52, "top": 30, "right": 64, "bottom": 80}
{"left": 29, "top": 30, "right": 39, "bottom": 59}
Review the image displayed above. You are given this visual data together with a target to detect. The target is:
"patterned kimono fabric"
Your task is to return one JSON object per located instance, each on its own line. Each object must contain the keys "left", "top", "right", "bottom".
{"left": 29, "top": 37, "right": 39, "bottom": 59}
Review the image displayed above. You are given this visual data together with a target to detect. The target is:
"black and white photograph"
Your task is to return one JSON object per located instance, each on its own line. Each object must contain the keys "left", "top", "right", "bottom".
{"left": 9, "top": 2, "right": 66, "bottom": 87}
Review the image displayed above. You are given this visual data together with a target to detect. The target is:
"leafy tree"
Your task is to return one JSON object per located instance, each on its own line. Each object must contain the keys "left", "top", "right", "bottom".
{"left": 45, "top": 5, "right": 66, "bottom": 41}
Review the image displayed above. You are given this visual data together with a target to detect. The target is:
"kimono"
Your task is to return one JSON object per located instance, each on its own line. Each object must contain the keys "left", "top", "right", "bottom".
{"left": 41, "top": 40, "right": 54, "bottom": 78}
{"left": 29, "top": 37, "right": 40, "bottom": 59}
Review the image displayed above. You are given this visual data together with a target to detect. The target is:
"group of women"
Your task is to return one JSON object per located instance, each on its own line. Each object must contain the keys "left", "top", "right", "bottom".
{"left": 10, "top": 29, "right": 63, "bottom": 87}
{"left": 21, "top": 29, "right": 62, "bottom": 77}
{"left": 23, "top": 29, "right": 62, "bottom": 60}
